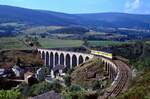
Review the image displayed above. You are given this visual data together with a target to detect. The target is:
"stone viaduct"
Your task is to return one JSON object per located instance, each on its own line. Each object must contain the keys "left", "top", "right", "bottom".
{"left": 38, "top": 48, "right": 131, "bottom": 98}
{"left": 38, "top": 48, "right": 118, "bottom": 82}
{"left": 38, "top": 48, "right": 93, "bottom": 69}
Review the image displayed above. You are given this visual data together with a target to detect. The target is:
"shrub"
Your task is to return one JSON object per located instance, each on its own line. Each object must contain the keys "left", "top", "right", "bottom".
{"left": 92, "top": 80, "right": 103, "bottom": 90}
{"left": 69, "top": 85, "right": 82, "bottom": 92}
{"left": 29, "top": 81, "right": 63, "bottom": 96}
{"left": 62, "top": 85, "right": 85, "bottom": 99}
{"left": 0, "top": 89, "right": 21, "bottom": 99}
{"left": 64, "top": 75, "right": 71, "bottom": 87}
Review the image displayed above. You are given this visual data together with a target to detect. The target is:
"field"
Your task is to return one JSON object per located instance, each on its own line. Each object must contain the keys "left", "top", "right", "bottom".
{"left": 0, "top": 37, "right": 128, "bottom": 50}
{"left": 39, "top": 38, "right": 129, "bottom": 48}
{"left": 0, "top": 37, "right": 28, "bottom": 50}
{"left": 88, "top": 40, "right": 128, "bottom": 47}
{"left": 22, "top": 26, "right": 64, "bottom": 35}
{"left": 39, "top": 38, "right": 84, "bottom": 48}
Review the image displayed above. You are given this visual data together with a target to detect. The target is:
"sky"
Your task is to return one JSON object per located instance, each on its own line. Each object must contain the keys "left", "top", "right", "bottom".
{"left": 0, "top": 0, "right": 149, "bottom": 14}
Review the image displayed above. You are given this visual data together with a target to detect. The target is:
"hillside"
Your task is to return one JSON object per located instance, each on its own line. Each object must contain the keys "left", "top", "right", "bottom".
{"left": 0, "top": 50, "right": 43, "bottom": 69}
{"left": 107, "top": 41, "right": 150, "bottom": 99}
{"left": 0, "top": 5, "right": 150, "bottom": 29}
{"left": 71, "top": 58, "right": 108, "bottom": 89}
{"left": 0, "top": 5, "right": 79, "bottom": 26}
{"left": 117, "top": 70, "right": 150, "bottom": 99}
{"left": 77, "top": 13, "right": 150, "bottom": 29}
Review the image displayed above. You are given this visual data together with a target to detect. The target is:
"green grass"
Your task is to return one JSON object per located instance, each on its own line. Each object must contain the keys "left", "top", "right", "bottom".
{"left": 0, "top": 37, "right": 28, "bottom": 50}
{"left": 88, "top": 40, "right": 128, "bottom": 47}
{"left": 23, "top": 26, "right": 64, "bottom": 35}
{"left": 0, "top": 37, "right": 128, "bottom": 50}
{"left": 39, "top": 38, "right": 129, "bottom": 48}
{"left": 39, "top": 38, "right": 84, "bottom": 48}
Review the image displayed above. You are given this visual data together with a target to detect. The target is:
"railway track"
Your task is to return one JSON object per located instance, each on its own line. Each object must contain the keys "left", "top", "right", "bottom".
{"left": 104, "top": 60, "right": 131, "bottom": 98}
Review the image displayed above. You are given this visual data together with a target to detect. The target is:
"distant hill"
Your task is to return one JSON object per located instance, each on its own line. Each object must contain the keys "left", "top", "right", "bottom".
{"left": 0, "top": 5, "right": 150, "bottom": 29}
{"left": 0, "top": 5, "right": 79, "bottom": 26}
{"left": 76, "top": 13, "right": 150, "bottom": 29}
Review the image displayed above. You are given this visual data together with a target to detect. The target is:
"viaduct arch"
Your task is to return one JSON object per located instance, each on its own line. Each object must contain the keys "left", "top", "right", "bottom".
{"left": 38, "top": 49, "right": 94, "bottom": 69}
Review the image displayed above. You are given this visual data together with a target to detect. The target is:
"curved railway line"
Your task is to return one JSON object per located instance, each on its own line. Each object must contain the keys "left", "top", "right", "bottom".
{"left": 90, "top": 50, "right": 132, "bottom": 98}
{"left": 104, "top": 60, "right": 131, "bottom": 98}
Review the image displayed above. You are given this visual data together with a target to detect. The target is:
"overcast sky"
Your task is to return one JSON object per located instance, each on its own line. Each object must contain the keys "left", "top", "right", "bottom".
{"left": 0, "top": 0, "right": 149, "bottom": 14}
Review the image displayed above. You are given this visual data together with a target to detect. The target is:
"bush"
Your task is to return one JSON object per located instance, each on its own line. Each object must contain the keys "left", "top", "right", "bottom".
{"left": 117, "top": 71, "right": 150, "bottom": 99}
{"left": 62, "top": 85, "right": 86, "bottom": 99}
{"left": 133, "top": 58, "right": 150, "bottom": 70}
{"left": 64, "top": 75, "right": 71, "bottom": 87}
{"left": 0, "top": 89, "right": 21, "bottom": 99}
{"left": 67, "top": 69, "right": 74, "bottom": 74}
{"left": 117, "top": 85, "right": 146, "bottom": 99}
{"left": 69, "top": 85, "right": 82, "bottom": 92}
{"left": 92, "top": 80, "right": 103, "bottom": 90}
{"left": 29, "top": 81, "right": 63, "bottom": 96}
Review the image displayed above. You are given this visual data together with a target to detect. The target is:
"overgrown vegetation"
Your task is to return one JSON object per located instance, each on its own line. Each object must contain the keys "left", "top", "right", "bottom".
{"left": 71, "top": 58, "right": 108, "bottom": 90}
{"left": 28, "top": 81, "right": 63, "bottom": 97}
{"left": 0, "top": 50, "right": 43, "bottom": 68}
{"left": 118, "top": 70, "right": 150, "bottom": 99}
{"left": 0, "top": 89, "right": 21, "bottom": 99}
{"left": 113, "top": 41, "right": 150, "bottom": 99}
{"left": 16, "top": 81, "right": 63, "bottom": 98}
{"left": 62, "top": 85, "right": 87, "bottom": 99}
{"left": 112, "top": 41, "right": 150, "bottom": 70}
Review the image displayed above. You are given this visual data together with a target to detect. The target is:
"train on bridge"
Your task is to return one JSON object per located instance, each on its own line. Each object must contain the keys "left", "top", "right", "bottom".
{"left": 90, "top": 50, "right": 114, "bottom": 59}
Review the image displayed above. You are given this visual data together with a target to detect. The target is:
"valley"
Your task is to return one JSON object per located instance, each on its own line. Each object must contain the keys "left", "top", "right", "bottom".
{"left": 0, "top": 4, "right": 150, "bottom": 99}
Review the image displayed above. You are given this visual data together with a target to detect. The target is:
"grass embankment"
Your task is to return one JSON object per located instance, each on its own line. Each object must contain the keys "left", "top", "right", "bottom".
{"left": 71, "top": 58, "right": 109, "bottom": 89}
{"left": 0, "top": 37, "right": 28, "bottom": 50}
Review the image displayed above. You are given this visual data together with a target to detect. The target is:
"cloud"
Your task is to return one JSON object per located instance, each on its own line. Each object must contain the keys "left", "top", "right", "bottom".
{"left": 125, "top": 0, "right": 140, "bottom": 13}
{"left": 124, "top": 0, "right": 150, "bottom": 14}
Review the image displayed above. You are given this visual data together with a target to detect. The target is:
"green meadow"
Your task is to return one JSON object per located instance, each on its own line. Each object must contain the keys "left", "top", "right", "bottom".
{"left": 39, "top": 38, "right": 84, "bottom": 48}
{"left": 88, "top": 40, "right": 128, "bottom": 47}
{"left": 0, "top": 37, "right": 28, "bottom": 50}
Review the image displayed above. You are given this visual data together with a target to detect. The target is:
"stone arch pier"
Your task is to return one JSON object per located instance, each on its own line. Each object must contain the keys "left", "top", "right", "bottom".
{"left": 38, "top": 49, "right": 94, "bottom": 69}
